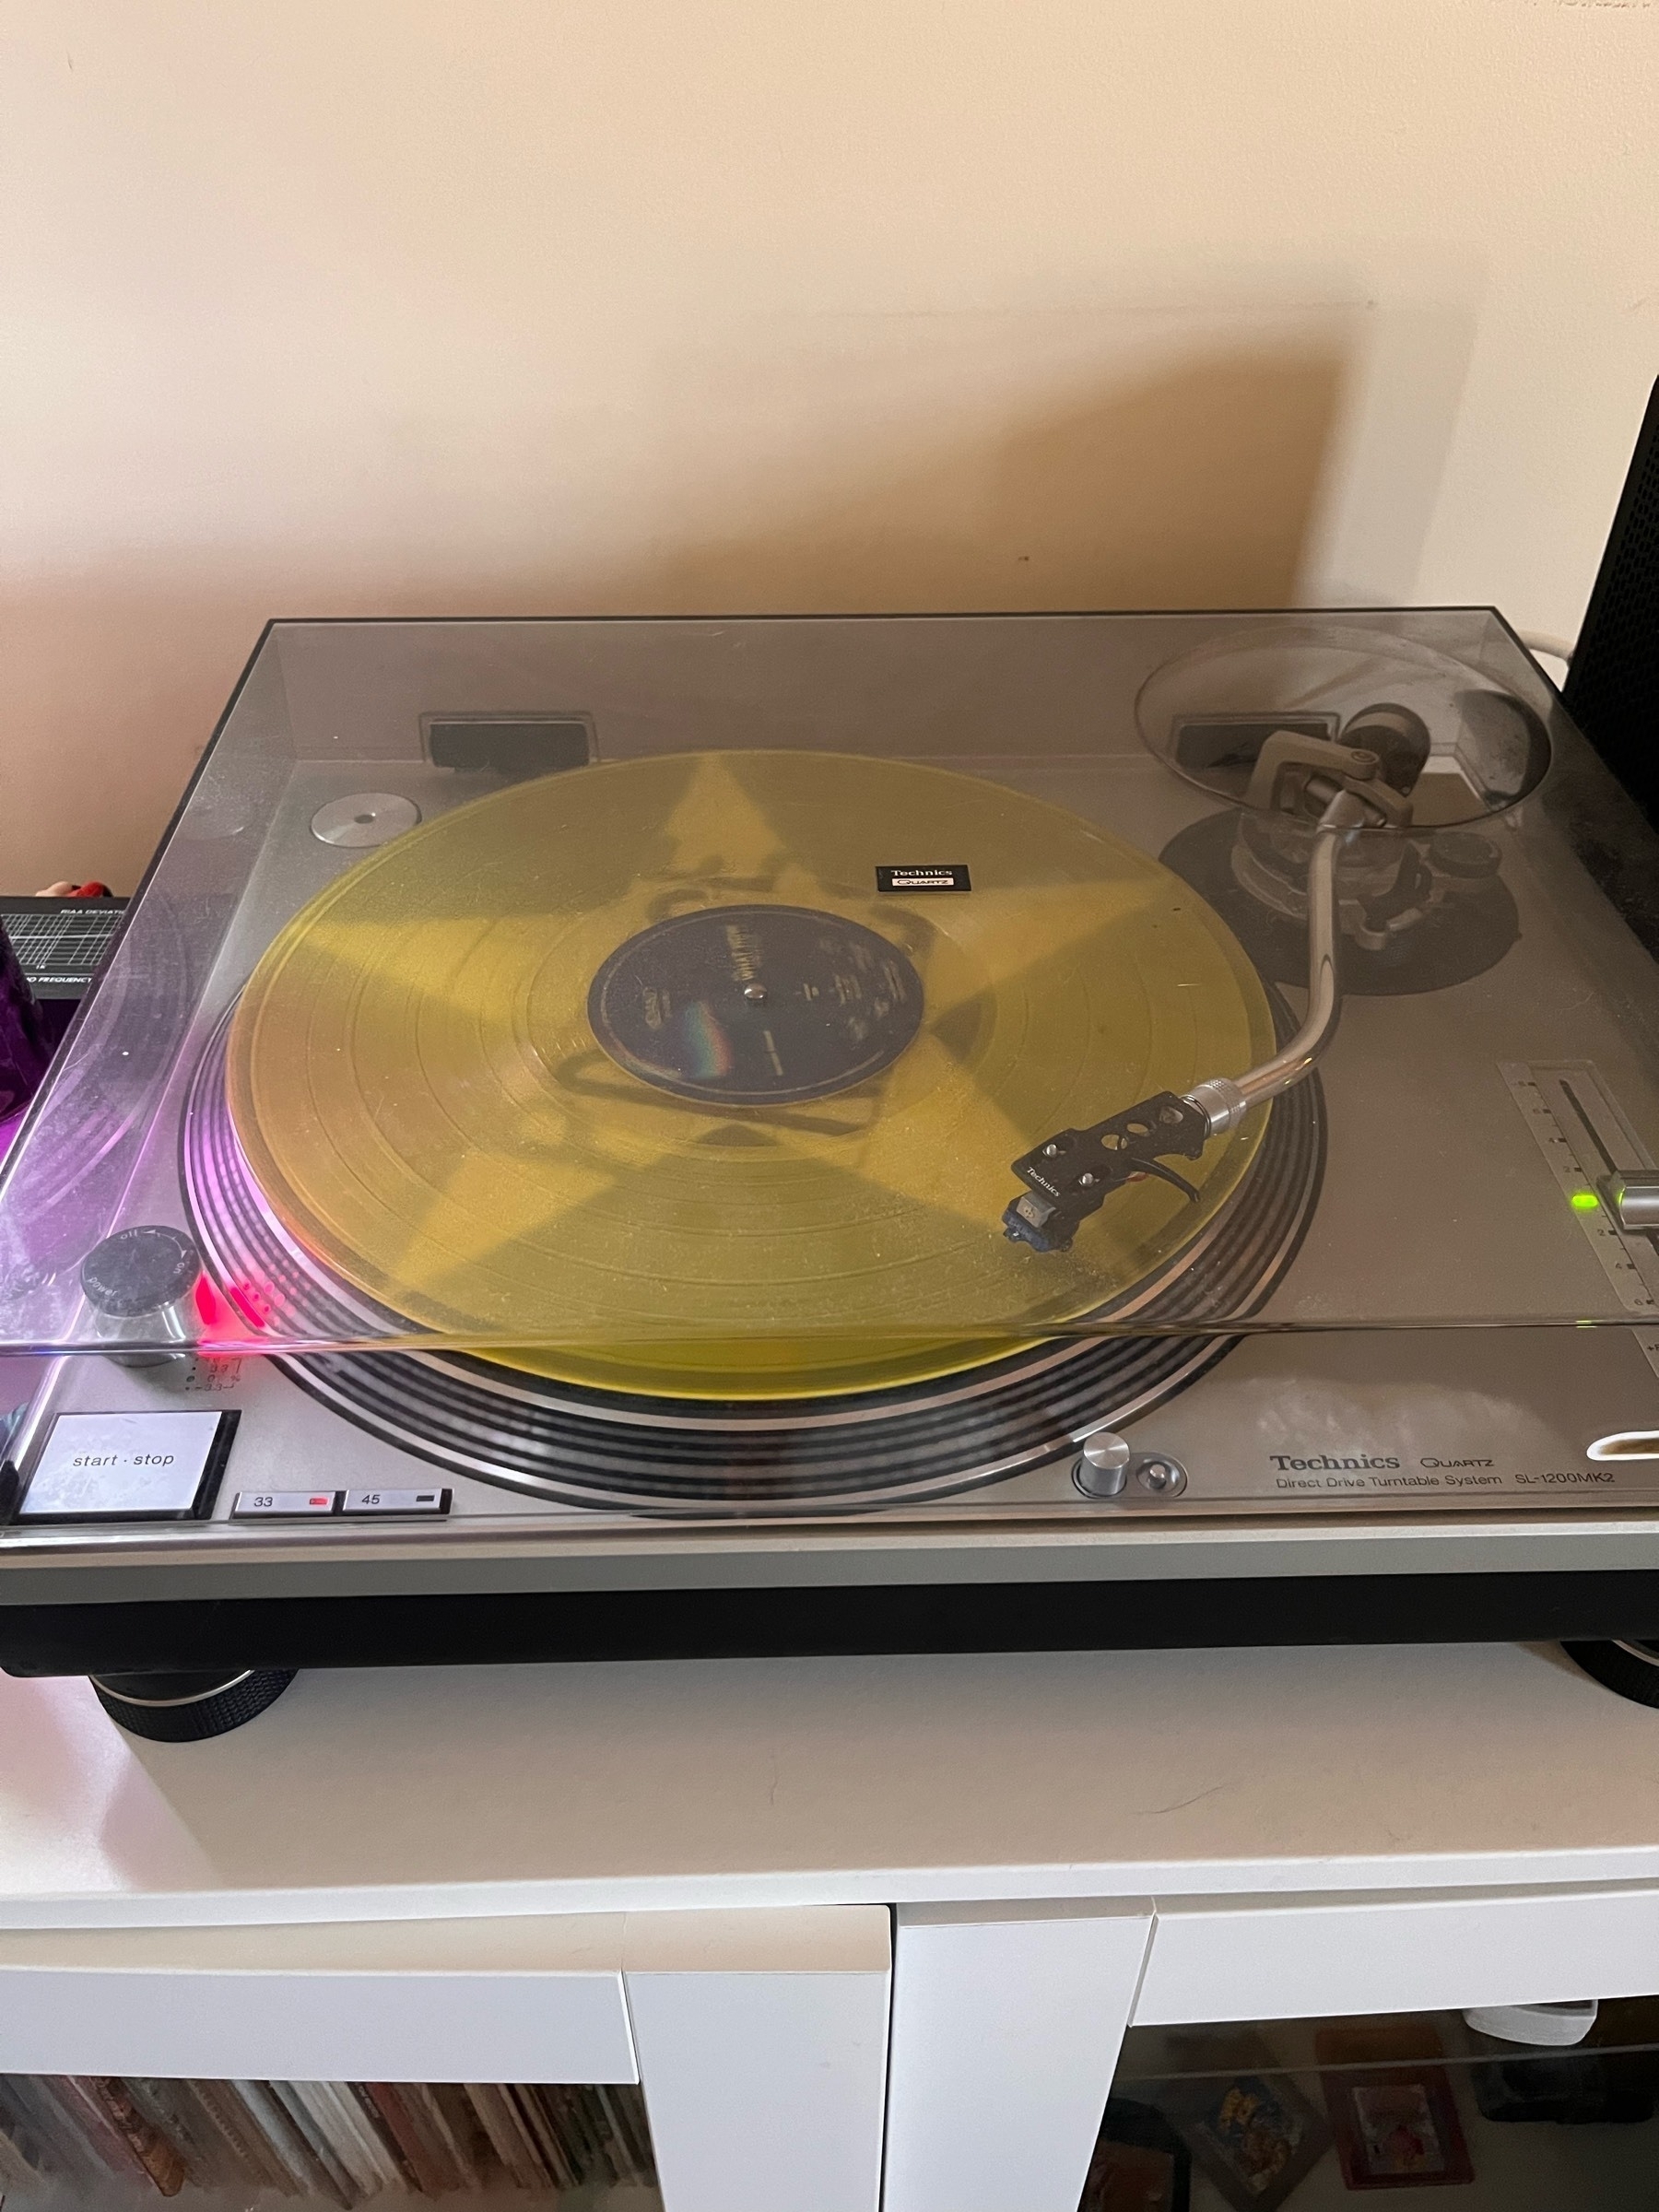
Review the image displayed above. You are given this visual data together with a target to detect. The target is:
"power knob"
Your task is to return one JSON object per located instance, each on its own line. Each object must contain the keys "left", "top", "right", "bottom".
{"left": 1073, "top": 1430, "right": 1131, "bottom": 1498}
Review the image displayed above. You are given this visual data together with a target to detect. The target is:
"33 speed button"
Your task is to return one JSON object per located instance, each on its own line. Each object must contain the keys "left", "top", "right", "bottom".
{"left": 233, "top": 1490, "right": 339, "bottom": 1517}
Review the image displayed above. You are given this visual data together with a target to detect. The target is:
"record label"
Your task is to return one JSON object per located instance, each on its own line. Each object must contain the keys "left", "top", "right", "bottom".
{"left": 587, "top": 903, "right": 924, "bottom": 1105}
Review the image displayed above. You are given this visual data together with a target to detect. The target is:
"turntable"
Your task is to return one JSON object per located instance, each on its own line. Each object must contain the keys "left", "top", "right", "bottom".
{"left": 6, "top": 610, "right": 1659, "bottom": 1736}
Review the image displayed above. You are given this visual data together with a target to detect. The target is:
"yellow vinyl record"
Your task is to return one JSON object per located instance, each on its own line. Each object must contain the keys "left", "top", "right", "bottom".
{"left": 225, "top": 751, "right": 1276, "bottom": 1396}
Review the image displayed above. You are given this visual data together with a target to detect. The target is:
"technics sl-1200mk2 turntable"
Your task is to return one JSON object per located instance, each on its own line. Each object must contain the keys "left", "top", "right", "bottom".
{"left": 6, "top": 611, "right": 1659, "bottom": 1735}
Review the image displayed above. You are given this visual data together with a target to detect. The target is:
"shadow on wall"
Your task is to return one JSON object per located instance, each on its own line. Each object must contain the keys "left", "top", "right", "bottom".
{"left": 2, "top": 340, "right": 1347, "bottom": 893}
{"left": 645, "top": 344, "right": 1348, "bottom": 614}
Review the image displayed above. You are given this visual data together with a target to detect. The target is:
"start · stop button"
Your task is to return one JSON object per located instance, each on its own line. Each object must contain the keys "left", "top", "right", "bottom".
{"left": 1130, "top": 1454, "right": 1188, "bottom": 1498}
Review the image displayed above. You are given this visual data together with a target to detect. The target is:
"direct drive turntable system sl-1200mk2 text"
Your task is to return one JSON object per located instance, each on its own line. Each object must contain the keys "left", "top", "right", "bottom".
{"left": 5, "top": 611, "right": 1659, "bottom": 1735}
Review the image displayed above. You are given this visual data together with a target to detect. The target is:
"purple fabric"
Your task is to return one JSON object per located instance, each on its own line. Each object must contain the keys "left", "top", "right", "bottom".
{"left": 0, "top": 925, "right": 52, "bottom": 1121}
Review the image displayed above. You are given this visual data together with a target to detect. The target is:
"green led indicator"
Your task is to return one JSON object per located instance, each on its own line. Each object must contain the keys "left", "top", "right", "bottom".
{"left": 1571, "top": 1191, "right": 1601, "bottom": 1213}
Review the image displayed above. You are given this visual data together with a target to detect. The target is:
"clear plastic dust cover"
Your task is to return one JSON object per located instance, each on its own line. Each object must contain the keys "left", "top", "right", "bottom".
{"left": 4, "top": 610, "right": 1658, "bottom": 1393}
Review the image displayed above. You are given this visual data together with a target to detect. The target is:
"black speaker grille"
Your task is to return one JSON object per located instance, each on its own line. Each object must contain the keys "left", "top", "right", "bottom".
{"left": 1564, "top": 377, "right": 1659, "bottom": 825}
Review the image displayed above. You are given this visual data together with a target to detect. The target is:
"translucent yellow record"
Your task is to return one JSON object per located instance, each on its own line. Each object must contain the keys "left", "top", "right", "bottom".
{"left": 226, "top": 752, "right": 1274, "bottom": 1396}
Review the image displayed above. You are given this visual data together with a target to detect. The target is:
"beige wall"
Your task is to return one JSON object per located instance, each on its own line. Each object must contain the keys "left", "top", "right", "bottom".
{"left": 4, "top": 0, "right": 1658, "bottom": 891}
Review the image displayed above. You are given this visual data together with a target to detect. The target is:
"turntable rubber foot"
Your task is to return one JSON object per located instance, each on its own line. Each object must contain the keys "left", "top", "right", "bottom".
{"left": 1560, "top": 1641, "right": 1659, "bottom": 1708}
{"left": 88, "top": 1667, "right": 297, "bottom": 1741}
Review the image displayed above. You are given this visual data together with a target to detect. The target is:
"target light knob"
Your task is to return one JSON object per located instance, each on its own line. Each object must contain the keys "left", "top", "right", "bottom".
{"left": 1074, "top": 1430, "right": 1132, "bottom": 1497}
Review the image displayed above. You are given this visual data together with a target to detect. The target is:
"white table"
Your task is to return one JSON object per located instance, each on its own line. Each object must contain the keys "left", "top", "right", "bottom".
{"left": 1, "top": 1641, "right": 1656, "bottom": 2210}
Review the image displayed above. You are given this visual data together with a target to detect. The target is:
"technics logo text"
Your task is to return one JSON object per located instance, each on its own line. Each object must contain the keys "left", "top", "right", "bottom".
{"left": 1268, "top": 1453, "right": 1400, "bottom": 1472}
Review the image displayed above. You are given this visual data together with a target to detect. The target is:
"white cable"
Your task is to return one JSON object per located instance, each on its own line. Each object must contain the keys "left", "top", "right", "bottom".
{"left": 1517, "top": 630, "right": 1574, "bottom": 667}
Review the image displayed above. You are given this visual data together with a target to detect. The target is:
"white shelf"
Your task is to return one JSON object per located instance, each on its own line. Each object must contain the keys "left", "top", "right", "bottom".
{"left": 0, "top": 1641, "right": 1655, "bottom": 2212}
{"left": 0, "top": 1641, "right": 1656, "bottom": 1928}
